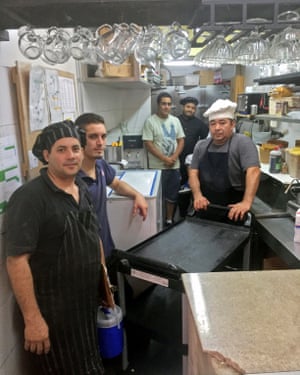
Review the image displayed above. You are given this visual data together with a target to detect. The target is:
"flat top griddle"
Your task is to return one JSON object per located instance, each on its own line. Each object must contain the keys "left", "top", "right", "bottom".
{"left": 113, "top": 211, "right": 250, "bottom": 281}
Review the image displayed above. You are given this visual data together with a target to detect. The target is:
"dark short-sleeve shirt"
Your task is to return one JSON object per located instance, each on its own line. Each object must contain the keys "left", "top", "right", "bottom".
{"left": 191, "top": 133, "right": 260, "bottom": 190}
{"left": 178, "top": 114, "right": 209, "bottom": 156}
{"left": 4, "top": 167, "right": 95, "bottom": 264}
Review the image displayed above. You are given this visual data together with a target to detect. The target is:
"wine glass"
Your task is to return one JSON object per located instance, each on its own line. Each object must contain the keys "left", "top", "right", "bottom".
{"left": 194, "top": 34, "right": 233, "bottom": 68}
{"left": 270, "top": 27, "right": 299, "bottom": 64}
{"left": 233, "top": 30, "right": 271, "bottom": 66}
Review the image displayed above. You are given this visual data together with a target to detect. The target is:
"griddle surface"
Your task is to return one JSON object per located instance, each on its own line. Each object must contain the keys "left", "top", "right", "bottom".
{"left": 124, "top": 217, "right": 250, "bottom": 273}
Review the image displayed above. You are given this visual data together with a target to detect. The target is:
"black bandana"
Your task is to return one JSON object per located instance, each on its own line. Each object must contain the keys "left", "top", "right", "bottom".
{"left": 32, "top": 120, "right": 81, "bottom": 164}
{"left": 180, "top": 96, "right": 199, "bottom": 106}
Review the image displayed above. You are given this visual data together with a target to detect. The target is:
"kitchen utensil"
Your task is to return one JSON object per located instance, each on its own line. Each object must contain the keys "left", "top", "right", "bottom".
{"left": 70, "top": 26, "right": 94, "bottom": 61}
{"left": 42, "top": 27, "right": 71, "bottom": 64}
{"left": 163, "top": 22, "right": 191, "bottom": 60}
{"left": 134, "top": 25, "right": 163, "bottom": 65}
{"left": 18, "top": 26, "right": 43, "bottom": 60}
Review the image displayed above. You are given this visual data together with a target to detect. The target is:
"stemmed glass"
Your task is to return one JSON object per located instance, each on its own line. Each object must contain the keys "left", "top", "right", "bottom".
{"left": 194, "top": 34, "right": 233, "bottom": 68}
{"left": 233, "top": 30, "right": 271, "bottom": 66}
{"left": 270, "top": 27, "right": 299, "bottom": 64}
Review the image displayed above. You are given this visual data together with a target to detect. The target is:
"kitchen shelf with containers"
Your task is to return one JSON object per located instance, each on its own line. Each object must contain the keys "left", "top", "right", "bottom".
{"left": 255, "top": 114, "right": 300, "bottom": 124}
{"left": 238, "top": 113, "right": 300, "bottom": 123}
{"left": 78, "top": 56, "right": 161, "bottom": 89}
{"left": 259, "top": 141, "right": 300, "bottom": 185}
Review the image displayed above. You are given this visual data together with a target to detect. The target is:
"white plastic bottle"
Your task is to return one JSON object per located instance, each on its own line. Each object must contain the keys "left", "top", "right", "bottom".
{"left": 269, "top": 147, "right": 282, "bottom": 173}
{"left": 294, "top": 208, "right": 300, "bottom": 243}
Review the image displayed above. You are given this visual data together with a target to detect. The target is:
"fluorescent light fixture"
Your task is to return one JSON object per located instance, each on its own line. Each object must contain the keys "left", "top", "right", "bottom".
{"left": 163, "top": 60, "right": 196, "bottom": 67}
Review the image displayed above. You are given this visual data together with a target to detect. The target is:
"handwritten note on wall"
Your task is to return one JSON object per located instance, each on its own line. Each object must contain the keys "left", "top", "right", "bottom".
{"left": 29, "top": 66, "right": 77, "bottom": 131}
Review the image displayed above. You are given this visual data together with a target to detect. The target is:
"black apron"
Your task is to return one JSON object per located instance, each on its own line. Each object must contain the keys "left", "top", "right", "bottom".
{"left": 198, "top": 139, "right": 244, "bottom": 206}
{"left": 32, "top": 209, "right": 104, "bottom": 375}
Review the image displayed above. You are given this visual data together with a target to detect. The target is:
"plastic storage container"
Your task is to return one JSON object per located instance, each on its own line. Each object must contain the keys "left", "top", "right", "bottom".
{"left": 286, "top": 148, "right": 300, "bottom": 178}
{"left": 269, "top": 147, "right": 282, "bottom": 173}
{"left": 294, "top": 208, "right": 300, "bottom": 243}
{"left": 97, "top": 305, "right": 123, "bottom": 359}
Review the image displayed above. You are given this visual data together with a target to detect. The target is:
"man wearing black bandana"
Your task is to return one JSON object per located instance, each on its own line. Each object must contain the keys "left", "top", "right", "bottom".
{"left": 4, "top": 121, "right": 105, "bottom": 374}
{"left": 177, "top": 97, "right": 208, "bottom": 217}
{"left": 178, "top": 96, "right": 209, "bottom": 187}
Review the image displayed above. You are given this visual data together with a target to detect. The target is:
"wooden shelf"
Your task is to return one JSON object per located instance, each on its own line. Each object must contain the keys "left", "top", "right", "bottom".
{"left": 78, "top": 60, "right": 154, "bottom": 90}
{"left": 81, "top": 75, "right": 152, "bottom": 89}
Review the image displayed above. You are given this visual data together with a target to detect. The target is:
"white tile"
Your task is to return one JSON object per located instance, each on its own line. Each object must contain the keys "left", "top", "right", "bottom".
{"left": 0, "top": 294, "right": 23, "bottom": 368}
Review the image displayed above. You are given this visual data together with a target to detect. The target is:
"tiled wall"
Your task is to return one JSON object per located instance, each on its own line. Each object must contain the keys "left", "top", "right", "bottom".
{"left": 78, "top": 81, "right": 151, "bottom": 136}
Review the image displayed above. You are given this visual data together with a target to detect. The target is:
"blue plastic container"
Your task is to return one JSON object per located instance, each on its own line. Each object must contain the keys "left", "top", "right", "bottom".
{"left": 97, "top": 305, "right": 123, "bottom": 359}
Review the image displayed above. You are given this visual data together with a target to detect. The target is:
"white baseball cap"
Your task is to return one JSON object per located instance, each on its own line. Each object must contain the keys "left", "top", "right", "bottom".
{"left": 204, "top": 99, "right": 237, "bottom": 121}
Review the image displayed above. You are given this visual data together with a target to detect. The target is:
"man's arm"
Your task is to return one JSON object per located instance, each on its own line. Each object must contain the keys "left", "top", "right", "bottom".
{"left": 6, "top": 254, "right": 50, "bottom": 355}
{"left": 189, "top": 168, "right": 210, "bottom": 210}
{"left": 144, "top": 140, "right": 169, "bottom": 163}
{"left": 170, "top": 137, "right": 185, "bottom": 161}
{"left": 144, "top": 138, "right": 185, "bottom": 168}
{"left": 228, "top": 166, "right": 261, "bottom": 221}
{"left": 109, "top": 178, "right": 148, "bottom": 220}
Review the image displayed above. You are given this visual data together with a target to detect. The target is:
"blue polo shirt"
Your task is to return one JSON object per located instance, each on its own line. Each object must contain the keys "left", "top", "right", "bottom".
{"left": 78, "top": 159, "right": 116, "bottom": 258}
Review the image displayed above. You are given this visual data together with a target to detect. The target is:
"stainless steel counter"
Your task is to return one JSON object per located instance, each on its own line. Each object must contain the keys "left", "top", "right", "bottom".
{"left": 182, "top": 270, "right": 300, "bottom": 375}
{"left": 250, "top": 195, "right": 300, "bottom": 268}
{"left": 255, "top": 216, "right": 300, "bottom": 268}
{"left": 251, "top": 173, "right": 300, "bottom": 269}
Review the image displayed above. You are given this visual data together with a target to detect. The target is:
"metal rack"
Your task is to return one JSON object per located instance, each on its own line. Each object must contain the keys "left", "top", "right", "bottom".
{"left": 192, "top": 0, "right": 300, "bottom": 47}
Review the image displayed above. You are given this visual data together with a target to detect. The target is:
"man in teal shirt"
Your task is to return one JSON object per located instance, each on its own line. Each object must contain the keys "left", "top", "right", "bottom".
{"left": 143, "top": 92, "right": 185, "bottom": 226}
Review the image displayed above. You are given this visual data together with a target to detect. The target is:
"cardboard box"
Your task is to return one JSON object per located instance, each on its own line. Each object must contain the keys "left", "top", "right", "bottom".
{"left": 184, "top": 74, "right": 200, "bottom": 86}
{"left": 199, "top": 70, "right": 215, "bottom": 85}
{"left": 102, "top": 56, "right": 134, "bottom": 78}
{"left": 269, "top": 96, "right": 300, "bottom": 115}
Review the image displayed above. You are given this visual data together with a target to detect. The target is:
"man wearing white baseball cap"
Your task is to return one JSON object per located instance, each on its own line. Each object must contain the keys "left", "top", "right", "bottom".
{"left": 189, "top": 99, "right": 261, "bottom": 222}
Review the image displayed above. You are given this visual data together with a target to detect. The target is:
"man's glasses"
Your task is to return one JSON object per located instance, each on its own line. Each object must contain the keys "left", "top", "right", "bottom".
{"left": 160, "top": 102, "right": 172, "bottom": 106}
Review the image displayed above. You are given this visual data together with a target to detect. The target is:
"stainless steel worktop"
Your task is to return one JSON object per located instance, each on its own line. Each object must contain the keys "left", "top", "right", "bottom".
{"left": 251, "top": 170, "right": 300, "bottom": 269}
{"left": 255, "top": 215, "right": 300, "bottom": 268}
